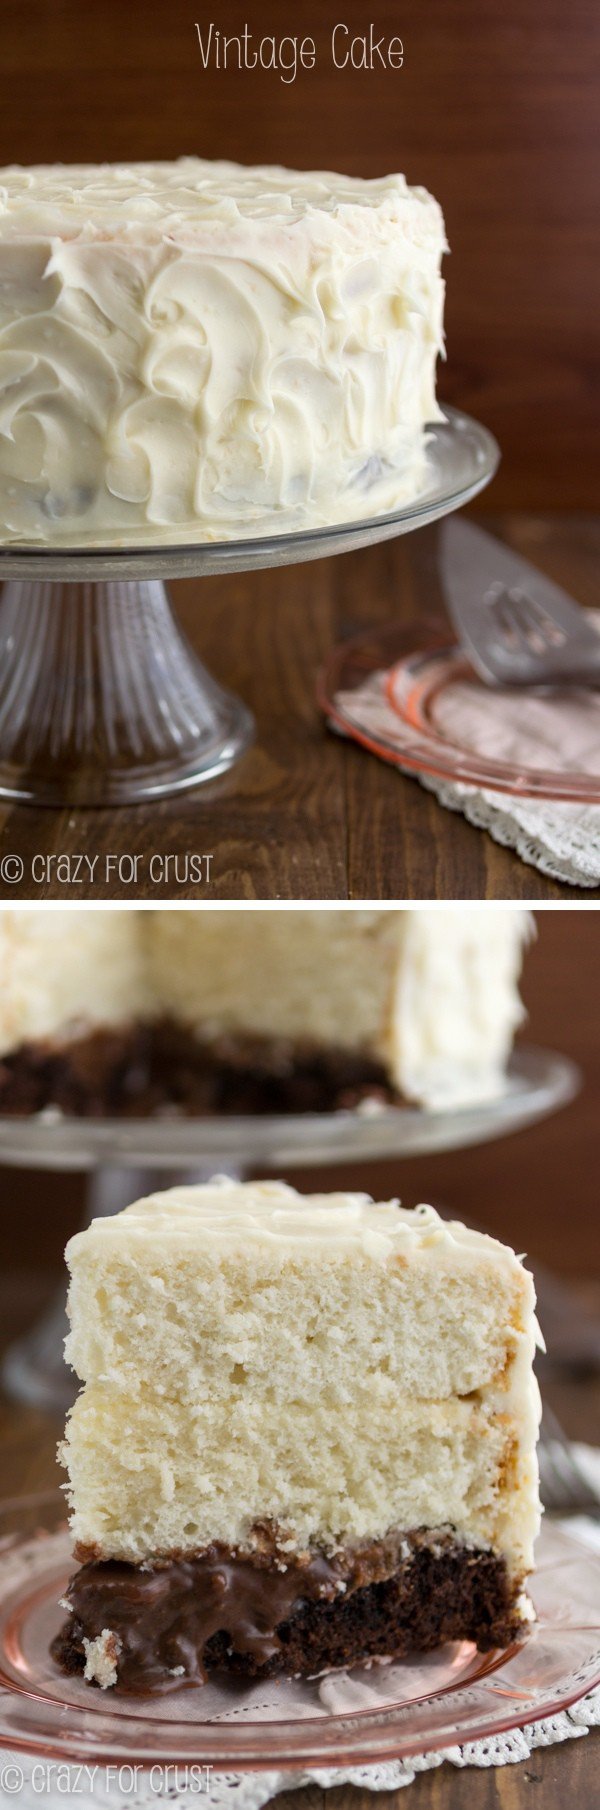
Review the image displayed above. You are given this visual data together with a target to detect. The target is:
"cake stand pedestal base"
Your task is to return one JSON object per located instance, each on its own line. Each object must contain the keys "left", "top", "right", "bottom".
{"left": 0, "top": 577, "right": 254, "bottom": 805}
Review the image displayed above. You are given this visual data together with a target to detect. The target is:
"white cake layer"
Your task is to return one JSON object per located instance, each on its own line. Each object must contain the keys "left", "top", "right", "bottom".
{"left": 61, "top": 1182, "right": 541, "bottom": 1577}
{"left": 0, "top": 159, "right": 446, "bottom": 545}
{"left": 65, "top": 1186, "right": 531, "bottom": 1401}
{"left": 147, "top": 908, "right": 530, "bottom": 1109}
{"left": 146, "top": 910, "right": 403, "bottom": 1069}
{"left": 0, "top": 907, "right": 530, "bottom": 1111}
{"left": 63, "top": 1387, "right": 531, "bottom": 1573}
{"left": 0, "top": 912, "right": 148, "bottom": 1052}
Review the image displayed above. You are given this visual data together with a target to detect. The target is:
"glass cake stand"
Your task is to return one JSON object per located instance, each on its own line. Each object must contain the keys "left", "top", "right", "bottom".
{"left": 0, "top": 1044, "right": 579, "bottom": 1413}
{"left": 0, "top": 407, "right": 498, "bottom": 805}
{"left": 0, "top": 1500, "right": 597, "bottom": 1770}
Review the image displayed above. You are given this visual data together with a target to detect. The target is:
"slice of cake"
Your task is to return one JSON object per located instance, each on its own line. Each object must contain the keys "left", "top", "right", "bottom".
{"left": 0, "top": 159, "right": 446, "bottom": 547}
{"left": 53, "top": 1179, "right": 541, "bottom": 1694}
{"left": 0, "top": 907, "right": 530, "bottom": 1116}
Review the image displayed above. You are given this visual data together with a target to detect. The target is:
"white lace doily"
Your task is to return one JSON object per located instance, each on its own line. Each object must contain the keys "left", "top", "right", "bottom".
{"left": 420, "top": 773, "right": 600, "bottom": 891}
{"left": 1, "top": 1504, "right": 598, "bottom": 1810}
{"left": 0, "top": 1688, "right": 598, "bottom": 1809}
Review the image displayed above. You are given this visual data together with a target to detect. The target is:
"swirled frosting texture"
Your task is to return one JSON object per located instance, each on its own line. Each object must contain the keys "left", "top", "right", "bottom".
{"left": 0, "top": 159, "right": 446, "bottom": 544}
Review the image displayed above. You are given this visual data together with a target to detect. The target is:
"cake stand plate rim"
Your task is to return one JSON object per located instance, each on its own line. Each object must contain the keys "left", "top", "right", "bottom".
{"left": 0, "top": 1046, "right": 580, "bottom": 1172}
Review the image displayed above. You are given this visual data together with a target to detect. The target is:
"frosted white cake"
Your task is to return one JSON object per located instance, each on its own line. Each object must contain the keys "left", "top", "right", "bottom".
{"left": 0, "top": 908, "right": 530, "bottom": 1112}
{"left": 0, "top": 159, "right": 446, "bottom": 546}
{"left": 54, "top": 1180, "right": 541, "bottom": 1692}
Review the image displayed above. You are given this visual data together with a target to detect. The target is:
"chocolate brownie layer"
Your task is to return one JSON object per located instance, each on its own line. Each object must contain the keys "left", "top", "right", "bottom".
{"left": 0, "top": 1029, "right": 152, "bottom": 1118}
{"left": 52, "top": 1531, "right": 524, "bottom": 1694}
{"left": 0, "top": 1024, "right": 397, "bottom": 1118}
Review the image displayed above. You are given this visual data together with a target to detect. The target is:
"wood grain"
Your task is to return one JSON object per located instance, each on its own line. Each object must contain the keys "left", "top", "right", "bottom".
{"left": 0, "top": 515, "right": 597, "bottom": 900}
{"left": 0, "top": 0, "right": 598, "bottom": 509}
{"left": 271, "top": 1742, "right": 600, "bottom": 1810}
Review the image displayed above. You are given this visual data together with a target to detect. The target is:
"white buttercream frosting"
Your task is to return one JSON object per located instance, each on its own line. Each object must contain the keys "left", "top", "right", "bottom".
{"left": 80, "top": 1177, "right": 418, "bottom": 1247}
{"left": 73, "top": 1179, "right": 519, "bottom": 1261}
{"left": 391, "top": 909, "right": 532, "bottom": 1108}
{"left": 0, "top": 158, "right": 446, "bottom": 545}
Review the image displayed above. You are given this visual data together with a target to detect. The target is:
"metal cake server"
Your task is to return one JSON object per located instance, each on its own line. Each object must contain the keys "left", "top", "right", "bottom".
{"left": 539, "top": 1403, "right": 600, "bottom": 1521}
{"left": 441, "top": 518, "right": 600, "bottom": 687}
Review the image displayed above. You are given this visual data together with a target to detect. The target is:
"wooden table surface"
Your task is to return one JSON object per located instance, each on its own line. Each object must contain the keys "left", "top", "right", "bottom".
{"left": 1, "top": 1277, "right": 598, "bottom": 1810}
{"left": 0, "top": 512, "right": 597, "bottom": 902}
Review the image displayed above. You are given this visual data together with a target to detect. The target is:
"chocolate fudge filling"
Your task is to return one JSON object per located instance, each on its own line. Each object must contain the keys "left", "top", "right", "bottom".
{"left": 0, "top": 1024, "right": 398, "bottom": 1119}
{"left": 52, "top": 1531, "right": 524, "bottom": 1694}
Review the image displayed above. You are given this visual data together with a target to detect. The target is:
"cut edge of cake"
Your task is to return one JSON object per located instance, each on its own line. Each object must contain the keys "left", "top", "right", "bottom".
{"left": 53, "top": 1179, "right": 542, "bottom": 1694}
{"left": 0, "top": 908, "right": 532, "bottom": 1116}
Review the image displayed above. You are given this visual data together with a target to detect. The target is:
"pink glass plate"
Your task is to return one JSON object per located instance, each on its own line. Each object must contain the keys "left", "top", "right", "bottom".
{"left": 320, "top": 622, "right": 600, "bottom": 802}
{"left": 0, "top": 1494, "right": 598, "bottom": 1771}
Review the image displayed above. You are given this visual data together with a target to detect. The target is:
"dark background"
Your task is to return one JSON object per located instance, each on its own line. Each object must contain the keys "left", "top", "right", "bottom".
{"left": 0, "top": 0, "right": 598, "bottom": 509}
{"left": 1, "top": 910, "right": 598, "bottom": 1287}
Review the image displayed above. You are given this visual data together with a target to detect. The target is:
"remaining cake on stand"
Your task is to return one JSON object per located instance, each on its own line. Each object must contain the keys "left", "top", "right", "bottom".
{"left": 0, "top": 908, "right": 531, "bottom": 1116}
{"left": 53, "top": 1178, "right": 541, "bottom": 1693}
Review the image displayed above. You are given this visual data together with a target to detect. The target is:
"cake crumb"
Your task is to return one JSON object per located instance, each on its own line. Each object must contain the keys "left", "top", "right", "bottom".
{"left": 355, "top": 1095, "right": 386, "bottom": 1118}
{"left": 82, "top": 1628, "right": 122, "bottom": 1689}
